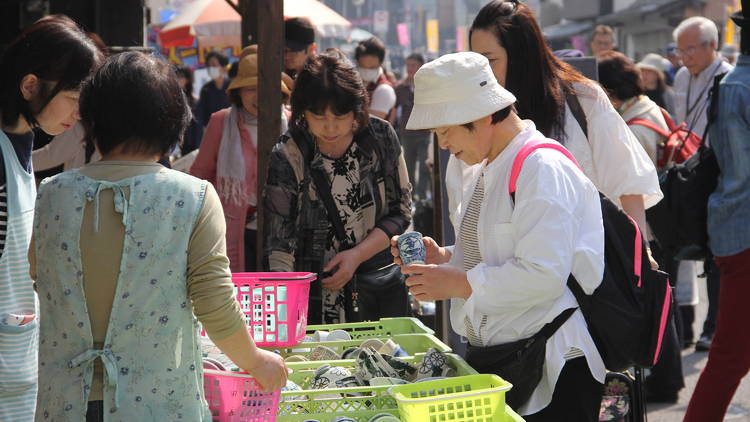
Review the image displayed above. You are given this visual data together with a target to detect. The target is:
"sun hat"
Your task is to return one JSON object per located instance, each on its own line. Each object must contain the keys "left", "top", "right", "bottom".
{"left": 636, "top": 53, "right": 670, "bottom": 76}
{"left": 227, "top": 52, "right": 290, "bottom": 95}
{"left": 405, "top": 52, "right": 517, "bottom": 130}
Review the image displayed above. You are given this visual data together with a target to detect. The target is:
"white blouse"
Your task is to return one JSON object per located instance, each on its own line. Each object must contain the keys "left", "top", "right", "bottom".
{"left": 559, "top": 81, "right": 662, "bottom": 208}
{"left": 446, "top": 122, "right": 606, "bottom": 415}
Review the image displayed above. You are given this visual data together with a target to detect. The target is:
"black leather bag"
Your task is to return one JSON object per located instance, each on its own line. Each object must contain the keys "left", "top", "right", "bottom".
{"left": 646, "top": 72, "right": 726, "bottom": 260}
{"left": 465, "top": 308, "right": 576, "bottom": 410}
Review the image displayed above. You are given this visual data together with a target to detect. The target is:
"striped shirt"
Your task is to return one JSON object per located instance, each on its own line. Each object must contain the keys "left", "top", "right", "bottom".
{"left": 0, "top": 131, "right": 33, "bottom": 260}
{"left": 460, "top": 172, "right": 486, "bottom": 346}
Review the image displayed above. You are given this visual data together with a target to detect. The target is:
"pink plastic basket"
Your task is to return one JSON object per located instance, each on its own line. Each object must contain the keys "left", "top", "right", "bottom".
{"left": 232, "top": 272, "right": 315, "bottom": 347}
{"left": 203, "top": 369, "right": 279, "bottom": 422}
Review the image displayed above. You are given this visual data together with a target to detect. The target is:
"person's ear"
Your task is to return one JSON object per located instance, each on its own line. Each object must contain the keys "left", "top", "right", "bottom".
{"left": 20, "top": 74, "right": 39, "bottom": 101}
{"left": 479, "top": 114, "right": 493, "bottom": 128}
{"left": 309, "top": 43, "right": 317, "bottom": 55}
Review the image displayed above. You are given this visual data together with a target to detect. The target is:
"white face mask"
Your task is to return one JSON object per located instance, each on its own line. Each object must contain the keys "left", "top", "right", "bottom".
{"left": 357, "top": 67, "right": 380, "bottom": 84}
{"left": 207, "top": 66, "right": 223, "bottom": 79}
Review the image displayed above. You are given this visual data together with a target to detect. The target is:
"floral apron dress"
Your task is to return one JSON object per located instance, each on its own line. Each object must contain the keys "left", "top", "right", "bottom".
{"left": 34, "top": 169, "right": 211, "bottom": 421}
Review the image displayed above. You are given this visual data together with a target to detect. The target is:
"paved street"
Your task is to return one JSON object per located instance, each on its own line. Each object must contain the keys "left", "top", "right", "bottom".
{"left": 647, "top": 279, "right": 750, "bottom": 422}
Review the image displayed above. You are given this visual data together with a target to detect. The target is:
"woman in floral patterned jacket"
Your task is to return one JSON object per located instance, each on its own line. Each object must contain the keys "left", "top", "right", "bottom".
{"left": 263, "top": 50, "right": 413, "bottom": 324}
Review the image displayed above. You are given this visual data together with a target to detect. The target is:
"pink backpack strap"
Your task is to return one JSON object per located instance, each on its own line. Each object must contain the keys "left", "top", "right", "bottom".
{"left": 508, "top": 140, "right": 582, "bottom": 197}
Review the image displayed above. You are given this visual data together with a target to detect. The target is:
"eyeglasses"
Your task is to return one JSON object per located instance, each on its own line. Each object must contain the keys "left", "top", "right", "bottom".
{"left": 675, "top": 41, "right": 709, "bottom": 57}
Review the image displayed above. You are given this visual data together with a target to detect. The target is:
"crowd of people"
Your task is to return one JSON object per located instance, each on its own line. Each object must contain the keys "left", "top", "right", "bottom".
{"left": 1, "top": 0, "right": 750, "bottom": 421}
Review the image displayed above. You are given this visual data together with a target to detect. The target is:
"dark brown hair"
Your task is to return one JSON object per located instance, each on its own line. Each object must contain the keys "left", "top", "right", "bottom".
{"left": 80, "top": 52, "right": 190, "bottom": 157}
{"left": 597, "top": 51, "right": 643, "bottom": 102}
{"left": 290, "top": 50, "right": 369, "bottom": 133}
{"left": 470, "top": 0, "right": 587, "bottom": 140}
{"left": 0, "top": 15, "right": 103, "bottom": 128}
{"left": 355, "top": 37, "right": 386, "bottom": 64}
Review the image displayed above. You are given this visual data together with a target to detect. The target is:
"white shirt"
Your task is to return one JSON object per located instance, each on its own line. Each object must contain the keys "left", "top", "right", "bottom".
{"left": 32, "top": 122, "right": 100, "bottom": 171}
{"left": 559, "top": 82, "right": 662, "bottom": 209}
{"left": 673, "top": 56, "right": 733, "bottom": 138}
{"left": 370, "top": 83, "right": 396, "bottom": 115}
{"left": 446, "top": 122, "right": 607, "bottom": 415}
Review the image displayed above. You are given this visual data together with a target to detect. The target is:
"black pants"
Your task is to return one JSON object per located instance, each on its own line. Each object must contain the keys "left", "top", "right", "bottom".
{"left": 86, "top": 401, "right": 104, "bottom": 422}
{"left": 646, "top": 247, "right": 686, "bottom": 393}
{"left": 524, "top": 357, "right": 603, "bottom": 422}
{"left": 244, "top": 228, "right": 257, "bottom": 272}
{"left": 355, "top": 277, "right": 411, "bottom": 321}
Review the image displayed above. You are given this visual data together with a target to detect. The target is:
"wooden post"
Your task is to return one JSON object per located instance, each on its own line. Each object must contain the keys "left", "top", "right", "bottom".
{"left": 431, "top": 134, "right": 451, "bottom": 344}
{"left": 252, "top": 0, "right": 284, "bottom": 270}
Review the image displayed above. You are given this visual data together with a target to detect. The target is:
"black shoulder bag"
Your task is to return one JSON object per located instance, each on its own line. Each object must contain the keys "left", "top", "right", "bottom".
{"left": 645, "top": 72, "right": 725, "bottom": 260}
{"left": 466, "top": 308, "right": 576, "bottom": 410}
{"left": 296, "top": 127, "right": 406, "bottom": 322}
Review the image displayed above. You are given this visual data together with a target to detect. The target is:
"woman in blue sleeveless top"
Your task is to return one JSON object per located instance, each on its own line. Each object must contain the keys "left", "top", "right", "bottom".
{"left": 0, "top": 15, "right": 103, "bottom": 421}
{"left": 30, "top": 52, "right": 287, "bottom": 421}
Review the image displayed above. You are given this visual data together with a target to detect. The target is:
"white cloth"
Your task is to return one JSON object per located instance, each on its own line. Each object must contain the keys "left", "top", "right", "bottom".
{"left": 674, "top": 260, "right": 700, "bottom": 306}
{"left": 217, "top": 107, "right": 254, "bottom": 206}
{"left": 559, "top": 81, "right": 662, "bottom": 209}
{"left": 446, "top": 122, "right": 606, "bottom": 415}
{"left": 673, "top": 57, "right": 733, "bottom": 138}
{"left": 370, "top": 84, "right": 396, "bottom": 115}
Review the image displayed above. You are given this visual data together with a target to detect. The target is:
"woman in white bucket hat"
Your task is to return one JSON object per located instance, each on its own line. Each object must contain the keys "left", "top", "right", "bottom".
{"left": 637, "top": 53, "right": 676, "bottom": 115}
{"left": 390, "top": 51, "right": 606, "bottom": 421}
{"left": 469, "top": 0, "right": 661, "bottom": 270}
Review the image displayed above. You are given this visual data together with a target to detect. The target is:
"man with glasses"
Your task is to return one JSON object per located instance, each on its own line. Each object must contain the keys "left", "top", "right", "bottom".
{"left": 673, "top": 16, "right": 733, "bottom": 136}
{"left": 672, "top": 17, "right": 732, "bottom": 355}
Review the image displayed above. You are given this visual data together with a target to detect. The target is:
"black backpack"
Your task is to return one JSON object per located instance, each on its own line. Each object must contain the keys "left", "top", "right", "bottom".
{"left": 646, "top": 72, "right": 726, "bottom": 260}
{"left": 510, "top": 138, "right": 673, "bottom": 372}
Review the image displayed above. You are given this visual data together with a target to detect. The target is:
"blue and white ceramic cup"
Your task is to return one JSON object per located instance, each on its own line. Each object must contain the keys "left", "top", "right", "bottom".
{"left": 398, "top": 231, "right": 426, "bottom": 265}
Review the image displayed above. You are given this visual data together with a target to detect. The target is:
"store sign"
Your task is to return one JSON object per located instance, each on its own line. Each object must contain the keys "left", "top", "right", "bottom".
{"left": 374, "top": 10, "right": 389, "bottom": 35}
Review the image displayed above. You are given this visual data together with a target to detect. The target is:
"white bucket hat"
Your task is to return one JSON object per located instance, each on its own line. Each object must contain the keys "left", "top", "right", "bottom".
{"left": 636, "top": 53, "right": 670, "bottom": 76}
{"left": 406, "top": 52, "right": 517, "bottom": 130}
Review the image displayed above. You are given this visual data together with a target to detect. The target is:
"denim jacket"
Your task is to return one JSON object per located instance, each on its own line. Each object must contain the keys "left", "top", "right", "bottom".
{"left": 708, "top": 55, "right": 750, "bottom": 257}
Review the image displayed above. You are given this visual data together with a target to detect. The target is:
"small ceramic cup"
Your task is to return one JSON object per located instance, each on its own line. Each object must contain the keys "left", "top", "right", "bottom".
{"left": 397, "top": 231, "right": 426, "bottom": 265}
{"left": 310, "top": 345, "right": 340, "bottom": 361}
{"left": 312, "top": 364, "right": 352, "bottom": 388}
{"left": 327, "top": 329, "right": 352, "bottom": 342}
{"left": 368, "top": 414, "right": 401, "bottom": 422}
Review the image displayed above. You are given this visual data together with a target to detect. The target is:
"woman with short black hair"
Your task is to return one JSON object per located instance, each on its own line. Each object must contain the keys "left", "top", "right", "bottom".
{"left": 264, "top": 50, "right": 412, "bottom": 324}
{"left": 0, "top": 15, "right": 102, "bottom": 420}
{"left": 30, "top": 51, "right": 287, "bottom": 422}
{"left": 597, "top": 50, "right": 667, "bottom": 165}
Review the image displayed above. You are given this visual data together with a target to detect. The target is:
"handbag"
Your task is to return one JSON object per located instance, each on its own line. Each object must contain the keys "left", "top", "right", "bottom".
{"left": 465, "top": 308, "right": 576, "bottom": 410}
{"left": 646, "top": 72, "right": 726, "bottom": 260}
{"left": 309, "top": 158, "right": 404, "bottom": 322}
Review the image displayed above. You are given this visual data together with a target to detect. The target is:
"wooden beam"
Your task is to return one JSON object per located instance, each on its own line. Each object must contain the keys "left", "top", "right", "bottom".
{"left": 238, "top": 0, "right": 257, "bottom": 46}
{"left": 254, "top": 0, "right": 284, "bottom": 270}
{"left": 223, "top": 0, "right": 240, "bottom": 15}
{"left": 431, "top": 134, "right": 451, "bottom": 343}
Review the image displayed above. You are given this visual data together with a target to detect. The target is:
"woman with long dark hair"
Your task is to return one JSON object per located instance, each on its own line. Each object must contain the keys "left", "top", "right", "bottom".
{"left": 263, "top": 50, "right": 412, "bottom": 324}
{"left": 0, "top": 15, "right": 103, "bottom": 420}
{"left": 469, "top": 1, "right": 661, "bottom": 269}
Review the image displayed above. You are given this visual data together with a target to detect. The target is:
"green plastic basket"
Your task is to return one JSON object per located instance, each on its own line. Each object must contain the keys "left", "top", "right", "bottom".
{"left": 279, "top": 354, "right": 475, "bottom": 421}
{"left": 306, "top": 317, "right": 435, "bottom": 339}
{"left": 389, "top": 374, "right": 513, "bottom": 422}
{"left": 266, "top": 333, "right": 450, "bottom": 358}
{"left": 285, "top": 353, "right": 475, "bottom": 390}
